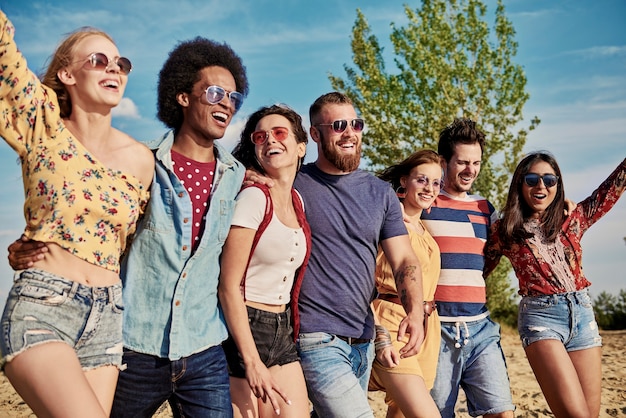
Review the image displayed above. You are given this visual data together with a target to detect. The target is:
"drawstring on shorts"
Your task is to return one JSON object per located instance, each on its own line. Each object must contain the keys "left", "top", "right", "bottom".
{"left": 454, "top": 321, "right": 470, "bottom": 348}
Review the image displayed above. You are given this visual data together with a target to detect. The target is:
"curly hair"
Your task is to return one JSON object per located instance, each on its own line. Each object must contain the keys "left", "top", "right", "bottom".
{"left": 157, "top": 37, "right": 249, "bottom": 131}
{"left": 498, "top": 151, "right": 565, "bottom": 245}
{"left": 378, "top": 149, "right": 442, "bottom": 193}
{"left": 41, "top": 28, "right": 115, "bottom": 118}
{"left": 438, "top": 118, "right": 485, "bottom": 163}
{"left": 232, "top": 104, "right": 308, "bottom": 174}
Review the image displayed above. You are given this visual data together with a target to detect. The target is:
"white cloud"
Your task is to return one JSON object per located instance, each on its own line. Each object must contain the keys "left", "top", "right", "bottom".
{"left": 112, "top": 98, "right": 140, "bottom": 119}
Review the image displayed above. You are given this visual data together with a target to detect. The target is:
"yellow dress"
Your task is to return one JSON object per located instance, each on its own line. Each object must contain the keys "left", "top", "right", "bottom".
{"left": 370, "top": 220, "right": 441, "bottom": 396}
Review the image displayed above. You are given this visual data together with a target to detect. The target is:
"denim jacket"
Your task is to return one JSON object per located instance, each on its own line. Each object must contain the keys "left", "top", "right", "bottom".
{"left": 120, "top": 130, "right": 244, "bottom": 360}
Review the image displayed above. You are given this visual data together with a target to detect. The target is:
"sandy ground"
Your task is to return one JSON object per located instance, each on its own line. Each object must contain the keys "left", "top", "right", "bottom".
{"left": 1, "top": 329, "right": 624, "bottom": 417}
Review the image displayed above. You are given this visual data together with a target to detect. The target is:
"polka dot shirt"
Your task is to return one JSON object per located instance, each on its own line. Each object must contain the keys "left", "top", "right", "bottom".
{"left": 171, "top": 150, "right": 216, "bottom": 251}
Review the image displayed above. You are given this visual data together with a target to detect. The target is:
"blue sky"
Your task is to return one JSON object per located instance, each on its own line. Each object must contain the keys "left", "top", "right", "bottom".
{"left": 0, "top": 1, "right": 624, "bottom": 304}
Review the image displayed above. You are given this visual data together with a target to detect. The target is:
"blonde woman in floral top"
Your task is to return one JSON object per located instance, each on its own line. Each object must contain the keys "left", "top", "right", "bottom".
{"left": 484, "top": 152, "right": 626, "bottom": 417}
{"left": 0, "top": 10, "right": 154, "bottom": 417}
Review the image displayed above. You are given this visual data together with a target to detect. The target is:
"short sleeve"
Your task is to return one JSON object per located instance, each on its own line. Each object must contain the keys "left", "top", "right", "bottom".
{"left": 231, "top": 186, "right": 267, "bottom": 231}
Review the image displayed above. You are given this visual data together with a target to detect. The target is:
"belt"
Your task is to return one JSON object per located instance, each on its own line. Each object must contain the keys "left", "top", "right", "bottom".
{"left": 335, "top": 335, "right": 371, "bottom": 345}
{"left": 377, "top": 293, "right": 437, "bottom": 317}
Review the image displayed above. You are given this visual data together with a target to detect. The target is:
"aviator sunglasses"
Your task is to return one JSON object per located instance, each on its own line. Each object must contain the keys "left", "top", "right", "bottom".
{"left": 523, "top": 173, "right": 558, "bottom": 188}
{"left": 315, "top": 118, "right": 365, "bottom": 133}
{"left": 250, "top": 127, "right": 291, "bottom": 145}
{"left": 204, "top": 85, "right": 244, "bottom": 111}
{"left": 78, "top": 52, "right": 132, "bottom": 75}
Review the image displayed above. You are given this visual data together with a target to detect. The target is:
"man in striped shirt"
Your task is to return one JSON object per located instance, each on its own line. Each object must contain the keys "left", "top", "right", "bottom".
{"left": 422, "top": 118, "right": 515, "bottom": 418}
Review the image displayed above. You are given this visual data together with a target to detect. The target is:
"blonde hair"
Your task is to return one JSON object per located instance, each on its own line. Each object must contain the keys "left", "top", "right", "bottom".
{"left": 41, "top": 27, "right": 115, "bottom": 118}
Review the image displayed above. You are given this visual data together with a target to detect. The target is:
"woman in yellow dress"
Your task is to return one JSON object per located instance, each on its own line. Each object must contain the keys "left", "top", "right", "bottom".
{"left": 370, "top": 149, "right": 443, "bottom": 418}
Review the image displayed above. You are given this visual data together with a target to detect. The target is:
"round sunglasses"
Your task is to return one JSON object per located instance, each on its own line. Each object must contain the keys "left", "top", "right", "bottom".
{"left": 523, "top": 173, "right": 558, "bottom": 188}
{"left": 315, "top": 118, "right": 365, "bottom": 133}
{"left": 204, "top": 85, "right": 244, "bottom": 112}
{"left": 250, "top": 127, "right": 290, "bottom": 145}
{"left": 79, "top": 52, "right": 132, "bottom": 75}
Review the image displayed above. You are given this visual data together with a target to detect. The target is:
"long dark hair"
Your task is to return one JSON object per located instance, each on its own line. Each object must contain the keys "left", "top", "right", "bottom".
{"left": 232, "top": 104, "right": 308, "bottom": 174}
{"left": 498, "top": 151, "right": 565, "bottom": 245}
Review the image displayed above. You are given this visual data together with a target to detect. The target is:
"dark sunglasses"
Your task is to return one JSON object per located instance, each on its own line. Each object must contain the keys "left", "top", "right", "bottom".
{"left": 80, "top": 52, "right": 132, "bottom": 75}
{"left": 316, "top": 118, "right": 365, "bottom": 133}
{"left": 524, "top": 173, "right": 558, "bottom": 188}
{"left": 250, "top": 127, "right": 290, "bottom": 145}
{"left": 204, "top": 85, "right": 244, "bottom": 111}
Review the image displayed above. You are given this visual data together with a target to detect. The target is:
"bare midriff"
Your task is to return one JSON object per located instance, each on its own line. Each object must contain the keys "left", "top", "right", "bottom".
{"left": 32, "top": 243, "right": 120, "bottom": 287}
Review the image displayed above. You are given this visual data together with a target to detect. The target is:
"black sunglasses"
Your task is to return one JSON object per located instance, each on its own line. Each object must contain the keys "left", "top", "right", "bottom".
{"left": 524, "top": 173, "right": 558, "bottom": 188}
{"left": 315, "top": 118, "right": 365, "bottom": 133}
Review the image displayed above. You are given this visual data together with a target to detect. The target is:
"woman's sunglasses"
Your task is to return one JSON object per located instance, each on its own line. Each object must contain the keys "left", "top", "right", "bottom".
{"left": 205, "top": 85, "right": 244, "bottom": 112}
{"left": 315, "top": 118, "right": 365, "bottom": 133}
{"left": 250, "top": 127, "right": 290, "bottom": 145}
{"left": 523, "top": 173, "right": 558, "bottom": 188}
{"left": 80, "top": 52, "right": 132, "bottom": 75}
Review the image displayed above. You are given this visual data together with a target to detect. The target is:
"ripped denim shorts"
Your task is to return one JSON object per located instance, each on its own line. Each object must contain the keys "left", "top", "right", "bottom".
{"left": 0, "top": 269, "right": 124, "bottom": 370}
{"left": 517, "top": 288, "right": 602, "bottom": 351}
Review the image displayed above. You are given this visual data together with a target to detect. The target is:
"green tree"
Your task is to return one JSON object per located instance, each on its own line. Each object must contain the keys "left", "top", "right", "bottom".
{"left": 594, "top": 290, "right": 626, "bottom": 330}
{"left": 329, "top": 0, "right": 537, "bottom": 321}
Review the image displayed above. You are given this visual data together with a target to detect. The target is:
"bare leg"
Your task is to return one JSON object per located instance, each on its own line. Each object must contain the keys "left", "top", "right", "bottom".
{"left": 570, "top": 347, "right": 602, "bottom": 418}
{"left": 377, "top": 371, "right": 440, "bottom": 418}
{"left": 4, "top": 342, "right": 107, "bottom": 418}
{"left": 258, "top": 362, "right": 309, "bottom": 418}
{"left": 84, "top": 364, "right": 119, "bottom": 415}
{"left": 525, "top": 340, "right": 595, "bottom": 418}
{"left": 230, "top": 376, "right": 259, "bottom": 418}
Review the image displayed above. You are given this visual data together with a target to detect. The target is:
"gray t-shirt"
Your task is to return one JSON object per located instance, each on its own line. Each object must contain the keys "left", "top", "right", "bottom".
{"left": 294, "top": 163, "right": 407, "bottom": 339}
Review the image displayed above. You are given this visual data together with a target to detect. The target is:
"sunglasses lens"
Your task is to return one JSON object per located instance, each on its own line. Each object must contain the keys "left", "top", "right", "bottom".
{"left": 352, "top": 118, "right": 365, "bottom": 132}
{"left": 331, "top": 120, "right": 348, "bottom": 133}
{"left": 116, "top": 57, "right": 132, "bottom": 75}
{"left": 250, "top": 131, "right": 267, "bottom": 145}
{"left": 272, "top": 127, "right": 290, "bottom": 141}
{"left": 206, "top": 85, "right": 226, "bottom": 104}
{"left": 543, "top": 175, "right": 558, "bottom": 187}
{"left": 524, "top": 174, "right": 539, "bottom": 187}
{"left": 90, "top": 53, "right": 109, "bottom": 70}
{"left": 230, "top": 92, "right": 244, "bottom": 111}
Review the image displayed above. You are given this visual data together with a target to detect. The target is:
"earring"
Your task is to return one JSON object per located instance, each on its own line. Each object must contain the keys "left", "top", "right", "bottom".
{"left": 395, "top": 186, "right": 406, "bottom": 199}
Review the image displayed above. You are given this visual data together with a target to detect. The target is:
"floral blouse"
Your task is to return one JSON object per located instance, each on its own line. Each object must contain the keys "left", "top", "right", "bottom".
{"left": 485, "top": 158, "right": 626, "bottom": 297}
{"left": 0, "top": 12, "right": 149, "bottom": 273}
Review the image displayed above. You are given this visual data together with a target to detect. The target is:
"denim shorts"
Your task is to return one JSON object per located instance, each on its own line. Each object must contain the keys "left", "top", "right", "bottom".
{"left": 0, "top": 269, "right": 124, "bottom": 370}
{"left": 297, "top": 332, "right": 374, "bottom": 418}
{"left": 223, "top": 305, "right": 299, "bottom": 378}
{"left": 518, "top": 288, "right": 602, "bottom": 351}
{"left": 431, "top": 316, "right": 514, "bottom": 418}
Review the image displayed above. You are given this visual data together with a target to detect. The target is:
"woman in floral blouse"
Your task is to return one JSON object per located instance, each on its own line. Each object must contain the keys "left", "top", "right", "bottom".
{"left": 0, "top": 10, "right": 154, "bottom": 417}
{"left": 484, "top": 152, "right": 625, "bottom": 417}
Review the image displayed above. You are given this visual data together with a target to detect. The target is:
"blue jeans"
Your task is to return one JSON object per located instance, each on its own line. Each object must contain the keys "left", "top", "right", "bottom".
{"left": 297, "top": 332, "right": 374, "bottom": 418}
{"left": 518, "top": 289, "right": 602, "bottom": 350}
{"left": 111, "top": 345, "right": 232, "bottom": 418}
{"left": 431, "top": 316, "right": 514, "bottom": 418}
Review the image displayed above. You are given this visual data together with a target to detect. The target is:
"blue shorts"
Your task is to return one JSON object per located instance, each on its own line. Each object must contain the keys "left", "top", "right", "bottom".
{"left": 223, "top": 305, "right": 299, "bottom": 378}
{"left": 0, "top": 269, "right": 124, "bottom": 370}
{"left": 518, "top": 288, "right": 602, "bottom": 351}
{"left": 431, "top": 316, "right": 514, "bottom": 417}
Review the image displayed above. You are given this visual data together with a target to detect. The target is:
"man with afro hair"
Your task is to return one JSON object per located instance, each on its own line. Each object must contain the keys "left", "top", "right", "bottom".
{"left": 112, "top": 37, "right": 249, "bottom": 417}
